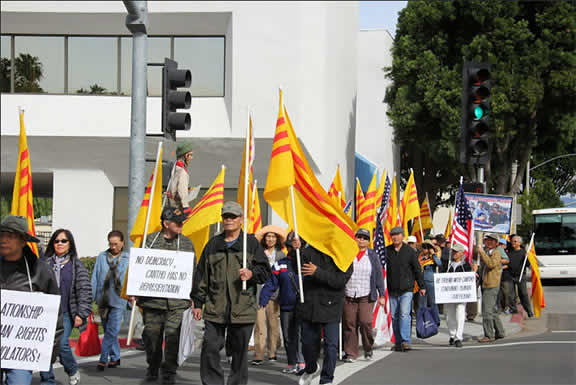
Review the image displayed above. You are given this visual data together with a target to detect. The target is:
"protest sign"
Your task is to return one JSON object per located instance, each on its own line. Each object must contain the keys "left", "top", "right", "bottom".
{"left": 464, "top": 193, "right": 513, "bottom": 234}
{"left": 434, "top": 272, "right": 477, "bottom": 304}
{"left": 127, "top": 247, "right": 195, "bottom": 299}
{"left": 0, "top": 290, "right": 60, "bottom": 371}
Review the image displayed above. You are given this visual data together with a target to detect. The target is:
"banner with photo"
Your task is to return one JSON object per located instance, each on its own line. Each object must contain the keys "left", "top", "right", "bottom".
{"left": 464, "top": 193, "right": 513, "bottom": 234}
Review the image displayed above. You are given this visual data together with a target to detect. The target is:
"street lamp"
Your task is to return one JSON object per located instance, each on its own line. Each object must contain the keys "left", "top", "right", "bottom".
{"left": 526, "top": 153, "right": 576, "bottom": 194}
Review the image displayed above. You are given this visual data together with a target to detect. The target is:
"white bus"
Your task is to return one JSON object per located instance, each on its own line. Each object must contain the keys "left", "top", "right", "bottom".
{"left": 532, "top": 207, "right": 576, "bottom": 279}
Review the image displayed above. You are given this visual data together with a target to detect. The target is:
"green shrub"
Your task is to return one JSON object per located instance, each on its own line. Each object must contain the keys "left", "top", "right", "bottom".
{"left": 80, "top": 256, "right": 97, "bottom": 280}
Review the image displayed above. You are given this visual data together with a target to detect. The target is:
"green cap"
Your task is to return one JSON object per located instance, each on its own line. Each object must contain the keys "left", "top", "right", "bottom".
{"left": 176, "top": 141, "right": 194, "bottom": 158}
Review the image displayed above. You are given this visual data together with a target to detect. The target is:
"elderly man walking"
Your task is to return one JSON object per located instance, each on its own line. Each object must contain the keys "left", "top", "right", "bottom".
{"left": 386, "top": 227, "right": 425, "bottom": 352}
{"left": 477, "top": 233, "right": 506, "bottom": 343}
{"left": 191, "top": 201, "right": 271, "bottom": 385}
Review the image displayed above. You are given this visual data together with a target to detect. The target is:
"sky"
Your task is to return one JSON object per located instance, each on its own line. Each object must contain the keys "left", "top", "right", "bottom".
{"left": 358, "top": 1, "right": 407, "bottom": 34}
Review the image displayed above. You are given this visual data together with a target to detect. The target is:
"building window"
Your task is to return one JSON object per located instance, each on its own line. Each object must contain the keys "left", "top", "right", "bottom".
{"left": 174, "top": 37, "right": 225, "bottom": 97}
{"left": 1, "top": 34, "right": 225, "bottom": 97}
{"left": 0, "top": 35, "right": 11, "bottom": 92}
{"left": 68, "top": 37, "right": 118, "bottom": 95}
{"left": 14, "top": 36, "right": 65, "bottom": 94}
{"left": 121, "top": 36, "right": 171, "bottom": 96}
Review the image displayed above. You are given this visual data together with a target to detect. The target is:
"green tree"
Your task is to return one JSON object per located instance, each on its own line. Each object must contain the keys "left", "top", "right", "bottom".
{"left": 77, "top": 83, "right": 107, "bottom": 94}
{"left": 14, "top": 53, "right": 44, "bottom": 92}
{"left": 385, "top": 1, "right": 576, "bottom": 208}
{"left": 0, "top": 57, "right": 10, "bottom": 92}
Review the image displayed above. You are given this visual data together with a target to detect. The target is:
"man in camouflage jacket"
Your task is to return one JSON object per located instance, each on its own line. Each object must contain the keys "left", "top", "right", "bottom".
{"left": 137, "top": 207, "right": 195, "bottom": 384}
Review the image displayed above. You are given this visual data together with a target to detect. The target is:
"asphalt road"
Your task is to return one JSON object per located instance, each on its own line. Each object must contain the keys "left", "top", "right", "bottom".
{"left": 31, "top": 280, "right": 575, "bottom": 385}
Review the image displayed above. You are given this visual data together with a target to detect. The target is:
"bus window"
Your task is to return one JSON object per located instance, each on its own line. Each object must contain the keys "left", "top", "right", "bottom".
{"left": 534, "top": 214, "right": 562, "bottom": 255}
{"left": 561, "top": 214, "right": 576, "bottom": 253}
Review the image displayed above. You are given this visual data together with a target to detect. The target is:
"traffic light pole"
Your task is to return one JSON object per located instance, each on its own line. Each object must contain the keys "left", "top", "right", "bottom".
{"left": 123, "top": 0, "right": 148, "bottom": 248}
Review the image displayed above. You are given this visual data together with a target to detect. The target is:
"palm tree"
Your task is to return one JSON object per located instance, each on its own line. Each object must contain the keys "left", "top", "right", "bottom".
{"left": 14, "top": 53, "right": 44, "bottom": 92}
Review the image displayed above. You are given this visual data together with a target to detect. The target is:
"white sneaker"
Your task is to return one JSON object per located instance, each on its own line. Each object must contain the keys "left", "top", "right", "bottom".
{"left": 298, "top": 364, "right": 320, "bottom": 385}
{"left": 69, "top": 371, "right": 81, "bottom": 385}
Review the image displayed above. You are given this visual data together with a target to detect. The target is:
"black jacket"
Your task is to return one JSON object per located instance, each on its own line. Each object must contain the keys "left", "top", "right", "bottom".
{"left": 385, "top": 243, "right": 424, "bottom": 296}
{"left": 446, "top": 261, "right": 473, "bottom": 273}
{"left": 44, "top": 255, "right": 93, "bottom": 325}
{"left": 295, "top": 246, "right": 353, "bottom": 323}
{"left": 0, "top": 246, "right": 64, "bottom": 363}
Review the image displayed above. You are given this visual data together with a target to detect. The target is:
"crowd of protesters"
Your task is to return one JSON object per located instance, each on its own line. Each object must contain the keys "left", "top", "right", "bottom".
{"left": 1, "top": 203, "right": 536, "bottom": 385}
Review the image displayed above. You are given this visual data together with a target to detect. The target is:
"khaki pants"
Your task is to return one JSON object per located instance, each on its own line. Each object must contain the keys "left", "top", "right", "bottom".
{"left": 253, "top": 301, "right": 280, "bottom": 360}
{"left": 342, "top": 296, "right": 374, "bottom": 359}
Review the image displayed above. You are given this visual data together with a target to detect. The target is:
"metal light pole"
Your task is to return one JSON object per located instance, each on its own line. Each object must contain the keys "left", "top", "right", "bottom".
{"left": 123, "top": 0, "right": 148, "bottom": 247}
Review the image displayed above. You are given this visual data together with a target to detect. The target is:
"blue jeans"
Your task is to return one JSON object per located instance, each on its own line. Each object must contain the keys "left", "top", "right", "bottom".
{"left": 100, "top": 307, "right": 124, "bottom": 363}
{"left": 390, "top": 291, "right": 413, "bottom": 344}
{"left": 40, "top": 312, "right": 78, "bottom": 384}
{"left": 301, "top": 321, "right": 339, "bottom": 385}
{"left": 1, "top": 369, "right": 33, "bottom": 385}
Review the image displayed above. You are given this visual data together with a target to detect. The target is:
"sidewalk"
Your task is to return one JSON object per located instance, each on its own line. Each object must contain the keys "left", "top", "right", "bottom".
{"left": 31, "top": 310, "right": 525, "bottom": 385}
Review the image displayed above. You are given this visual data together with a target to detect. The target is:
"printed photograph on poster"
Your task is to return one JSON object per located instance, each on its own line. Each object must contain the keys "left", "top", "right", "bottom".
{"left": 464, "top": 193, "right": 513, "bottom": 234}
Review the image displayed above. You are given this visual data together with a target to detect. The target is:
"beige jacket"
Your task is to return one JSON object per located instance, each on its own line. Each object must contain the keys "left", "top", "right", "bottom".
{"left": 479, "top": 247, "right": 502, "bottom": 289}
{"left": 168, "top": 163, "right": 190, "bottom": 209}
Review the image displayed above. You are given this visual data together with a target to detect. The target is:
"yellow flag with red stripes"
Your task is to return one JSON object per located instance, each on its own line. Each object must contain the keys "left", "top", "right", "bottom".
{"left": 526, "top": 234, "right": 546, "bottom": 317}
{"left": 412, "top": 195, "right": 433, "bottom": 242}
{"left": 248, "top": 180, "right": 262, "bottom": 234}
{"left": 383, "top": 176, "right": 400, "bottom": 245}
{"left": 357, "top": 171, "right": 378, "bottom": 230}
{"left": 444, "top": 210, "right": 453, "bottom": 239}
{"left": 182, "top": 166, "right": 225, "bottom": 259}
{"left": 129, "top": 146, "right": 163, "bottom": 248}
{"left": 328, "top": 166, "right": 346, "bottom": 209}
{"left": 355, "top": 179, "right": 365, "bottom": 223}
{"left": 11, "top": 110, "right": 39, "bottom": 257}
{"left": 264, "top": 90, "right": 358, "bottom": 271}
{"left": 400, "top": 170, "right": 420, "bottom": 235}
{"left": 237, "top": 116, "right": 254, "bottom": 213}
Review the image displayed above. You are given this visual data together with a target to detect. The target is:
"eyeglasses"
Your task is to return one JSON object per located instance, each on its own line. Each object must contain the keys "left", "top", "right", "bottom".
{"left": 222, "top": 214, "right": 239, "bottom": 220}
{"left": 356, "top": 236, "right": 370, "bottom": 241}
{"left": 54, "top": 239, "right": 69, "bottom": 244}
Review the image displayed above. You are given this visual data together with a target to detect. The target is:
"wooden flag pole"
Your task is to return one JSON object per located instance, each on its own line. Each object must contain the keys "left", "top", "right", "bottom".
{"left": 127, "top": 141, "right": 162, "bottom": 346}
{"left": 290, "top": 185, "right": 305, "bottom": 303}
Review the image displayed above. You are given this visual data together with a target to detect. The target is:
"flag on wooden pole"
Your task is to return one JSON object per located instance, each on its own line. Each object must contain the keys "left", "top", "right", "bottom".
{"left": 11, "top": 110, "right": 39, "bottom": 257}
{"left": 400, "top": 170, "right": 420, "bottom": 235}
{"left": 525, "top": 234, "right": 546, "bottom": 317}
{"left": 263, "top": 89, "right": 358, "bottom": 271}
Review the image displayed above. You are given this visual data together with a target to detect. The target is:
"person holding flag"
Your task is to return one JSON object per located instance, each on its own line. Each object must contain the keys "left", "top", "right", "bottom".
{"left": 507, "top": 235, "right": 534, "bottom": 317}
{"left": 167, "top": 141, "right": 195, "bottom": 217}
{"left": 191, "top": 201, "right": 271, "bottom": 385}
{"left": 477, "top": 233, "right": 506, "bottom": 343}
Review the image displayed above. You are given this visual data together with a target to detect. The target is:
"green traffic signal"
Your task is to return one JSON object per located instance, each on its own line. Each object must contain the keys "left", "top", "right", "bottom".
{"left": 473, "top": 105, "right": 485, "bottom": 120}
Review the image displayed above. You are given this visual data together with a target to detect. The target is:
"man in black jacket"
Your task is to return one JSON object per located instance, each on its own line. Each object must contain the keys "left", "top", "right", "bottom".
{"left": 0, "top": 216, "right": 63, "bottom": 385}
{"left": 386, "top": 227, "right": 425, "bottom": 352}
{"left": 296, "top": 243, "right": 353, "bottom": 385}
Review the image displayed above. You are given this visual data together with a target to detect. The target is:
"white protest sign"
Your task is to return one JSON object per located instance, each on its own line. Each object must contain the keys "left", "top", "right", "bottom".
{"left": 0, "top": 290, "right": 60, "bottom": 371}
{"left": 434, "top": 272, "right": 477, "bottom": 304}
{"left": 127, "top": 247, "right": 195, "bottom": 299}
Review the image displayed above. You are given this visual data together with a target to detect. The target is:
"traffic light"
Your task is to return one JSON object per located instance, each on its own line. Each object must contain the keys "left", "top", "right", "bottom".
{"left": 460, "top": 62, "right": 492, "bottom": 165}
{"left": 162, "top": 58, "right": 191, "bottom": 141}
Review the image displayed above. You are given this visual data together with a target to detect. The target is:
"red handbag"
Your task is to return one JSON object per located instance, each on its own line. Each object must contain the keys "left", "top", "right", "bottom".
{"left": 75, "top": 314, "right": 101, "bottom": 356}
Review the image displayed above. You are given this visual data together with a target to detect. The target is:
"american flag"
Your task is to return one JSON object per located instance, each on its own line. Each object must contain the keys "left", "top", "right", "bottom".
{"left": 372, "top": 175, "right": 393, "bottom": 344}
{"left": 344, "top": 199, "right": 352, "bottom": 215}
{"left": 451, "top": 183, "right": 475, "bottom": 264}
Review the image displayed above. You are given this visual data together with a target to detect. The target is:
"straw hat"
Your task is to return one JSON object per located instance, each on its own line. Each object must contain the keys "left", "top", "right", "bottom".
{"left": 255, "top": 225, "right": 287, "bottom": 244}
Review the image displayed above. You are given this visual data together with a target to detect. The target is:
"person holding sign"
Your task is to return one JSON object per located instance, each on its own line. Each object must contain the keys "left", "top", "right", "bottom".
{"left": 0, "top": 215, "right": 63, "bottom": 385}
{"left": 477, "top": 233, "right": 506, "bottom": 343}
{"left": 40, "top": 229, "right": 92, "bottom": 385}
{"left": 191, "top": 201, "right": 271, "bottom": 385}
{"left": 91, "top": 230, "right": 129, "bottom": 371}
{"left": 137, "top": 207, "right": 195, "bottom": 385}
{"left": 444, "top": 243, "right": 477, "bottom": 348}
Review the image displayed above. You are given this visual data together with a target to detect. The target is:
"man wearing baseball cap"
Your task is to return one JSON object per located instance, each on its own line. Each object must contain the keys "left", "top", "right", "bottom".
{"left": 137, "top": 207, "right": 195, "bottom": 384}
{"left": 0, "top": 216, "right": 63, "bottom": 385}
{"left": 191, "top": 201, "right": 271, "bottom": 385}
{"left": 477, "top": 233, "right": 505, "bottom": 343}
{"left": 167, "top": 140, "right": 194, "bottom": 218}
{"left": 386, "top": 226, "right": 425, "bottom": 352}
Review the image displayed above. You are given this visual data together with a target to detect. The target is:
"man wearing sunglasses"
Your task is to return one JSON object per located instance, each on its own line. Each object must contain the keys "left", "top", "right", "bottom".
{"left": 191, "top": 201, "right": 271, "bottom": 385}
